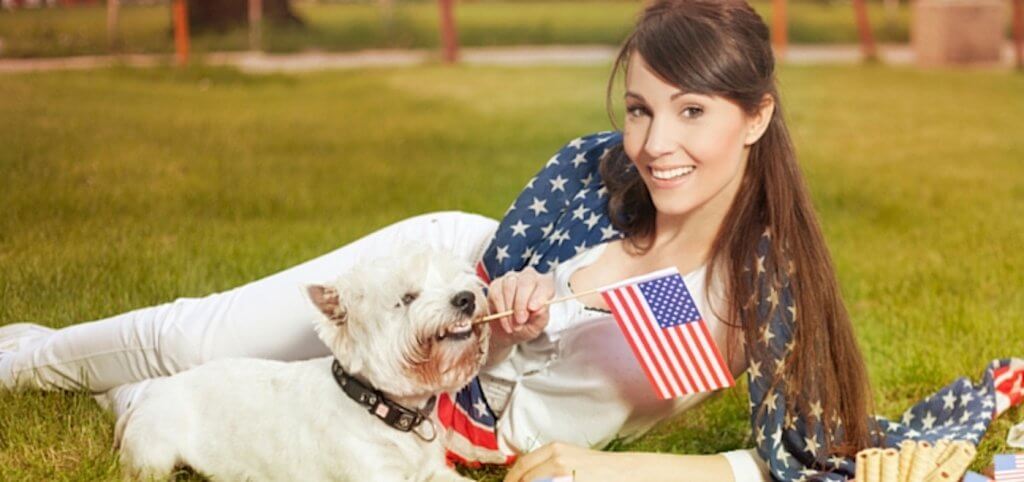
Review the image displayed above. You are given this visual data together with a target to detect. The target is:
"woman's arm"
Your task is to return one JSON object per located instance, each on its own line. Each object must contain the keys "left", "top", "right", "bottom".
{"left": 503, "top": 442, "right": 767, "bottom": 482}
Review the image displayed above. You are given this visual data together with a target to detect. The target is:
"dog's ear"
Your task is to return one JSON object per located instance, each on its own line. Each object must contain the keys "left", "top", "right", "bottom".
{"left": 304, "top": 284, "right": 348, "bottom": 324}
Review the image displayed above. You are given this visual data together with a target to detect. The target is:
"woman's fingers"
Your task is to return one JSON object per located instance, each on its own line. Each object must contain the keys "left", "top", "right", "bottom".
{"left": 528, "top": 273, "right": 554, "bottom": 316}
{"left": 512, "top": 271, "right": 539, "bottom": 326}
{"left": 504, "top": 443, "right": 572, "bottom": 482}
{"left": 504, "top": 444, "right": 552, "bottom": 482}
{"left": 489, "top": 268, "right": 555, "bottom": 337}
{"left": 488, "top": 277, "right": 512, "bottom": 333}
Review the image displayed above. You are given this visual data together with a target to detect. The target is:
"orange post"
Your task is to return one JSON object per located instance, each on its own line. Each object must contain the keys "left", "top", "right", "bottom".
{"left": 249, "top": 0, "right": 263, "bottom": 52}
{"left": 771, "top": 0, "right": 787, "bottom": 59}
{"left": 173, "top": 0, "right": 190, "bottom": 66}
{"left": 106, "top": 0, "right": 120, "bottom": 51}
{"left": 1013, "top": 0, "right": 1024, "bottom": 69}
{"left": 437, "top": 0, "right": 459, "bottom": 63}
{"left": 852, "top": 0, "right": 878, "bottom": 61}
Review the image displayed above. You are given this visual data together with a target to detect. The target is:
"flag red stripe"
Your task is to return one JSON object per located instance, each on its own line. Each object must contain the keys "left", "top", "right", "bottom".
{"left": 687, "top": 322, "right": 727, "bottom": 390}
{"left": 603, "top": 290, "right": 671, "bottom": 398}
{"left": 608, "top": 289, "right": 673, "bottom": 398}
{"left": 622, "top": 286, "right": 688, "bottom": 397}
{"left": 658, "top": 325, "right": 699, "bottom": 394}
{"left": 621, "top": 286, "right": 684, "bottom": 397}
{"left": 676, "top": 322, "right": 714, "bottom": 392}
{"left": 626, "top": 286, "right": 699, "bottom": 395}
{"left": 697, "top": 318, "right": 735, "bottom": 387}
{"left": 475, "top": 261, "right": 491, "bottom": 284}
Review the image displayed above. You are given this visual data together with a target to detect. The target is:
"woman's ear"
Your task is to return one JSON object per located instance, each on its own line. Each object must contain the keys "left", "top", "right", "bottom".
{"left": 744, "top": 93, "right": 776, "bottom": 146}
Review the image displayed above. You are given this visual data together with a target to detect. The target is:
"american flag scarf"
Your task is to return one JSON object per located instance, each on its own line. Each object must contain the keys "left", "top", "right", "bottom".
{"left": 434, "top": 132, "right": 1024, "bottom": 479}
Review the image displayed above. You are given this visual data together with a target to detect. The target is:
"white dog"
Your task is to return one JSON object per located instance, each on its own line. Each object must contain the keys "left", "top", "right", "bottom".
{"left": 115, "top": 246, "right": 489, "bottom": 481}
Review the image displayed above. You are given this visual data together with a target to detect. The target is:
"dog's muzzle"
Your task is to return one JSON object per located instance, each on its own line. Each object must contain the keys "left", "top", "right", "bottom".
{"left": 435, "top": 290, "right": 480, "bottom": 342}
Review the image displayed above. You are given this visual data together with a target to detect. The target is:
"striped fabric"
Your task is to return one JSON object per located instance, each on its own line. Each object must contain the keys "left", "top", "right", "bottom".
{"left": 436, "top": 374, "right": 513, "bottom": 467}
{"left": 995, "top": 453, "right": 1024, "bottom": 482}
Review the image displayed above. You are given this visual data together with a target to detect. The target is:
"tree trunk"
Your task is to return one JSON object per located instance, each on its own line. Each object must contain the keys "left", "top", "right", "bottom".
{"left": 188, "top": 0, "right": 302, "bottom": 33}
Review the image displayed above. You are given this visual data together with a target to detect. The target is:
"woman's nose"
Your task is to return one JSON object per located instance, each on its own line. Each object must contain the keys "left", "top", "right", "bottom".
{"left": 643, "top": 117, "right": 677, "bottom": 158}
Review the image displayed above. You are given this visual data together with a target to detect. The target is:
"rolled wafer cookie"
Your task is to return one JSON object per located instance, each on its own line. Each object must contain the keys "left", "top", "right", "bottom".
{"left": 898, "top": 440, "right": 917, "bottom": 482}
{"left": 926, "top": 442, "right": 975, "bottom": 482}
{"left": 933, "top": 442, "right": 962, "bottom": 468}
{"left": 857, "top": 449, "right": 870, "bottom": 482}
{"left": 881, "top": 448, "right": 899, "bottom": 482}
{"left": 906, "top": 441, "right": 935, "bottom": 482}
{"left": 932, "top": 439, "right": 951, "bottom": 465}
{"left": 865, "top": 448, "right": 883, "bottom": 482}
{"left": 923, "top": 469, "right": 954, "bottom": 481}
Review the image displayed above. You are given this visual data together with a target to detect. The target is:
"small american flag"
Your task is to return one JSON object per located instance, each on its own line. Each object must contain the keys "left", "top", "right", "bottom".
{"left": 995, "top": 453, "right": 1024, "bottom": 481}
{"left": 599, "top": 267, "right": 734, "bottom": 399}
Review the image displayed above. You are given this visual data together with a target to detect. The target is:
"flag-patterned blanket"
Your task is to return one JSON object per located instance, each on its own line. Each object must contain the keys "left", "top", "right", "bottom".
{"left": 434, "top": 131, "right": 1024, "bottom": 479}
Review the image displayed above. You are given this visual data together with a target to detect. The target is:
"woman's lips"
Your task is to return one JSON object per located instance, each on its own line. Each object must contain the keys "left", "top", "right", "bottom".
{"left": 648, "top": 165, "right": 696, "bottom": 189}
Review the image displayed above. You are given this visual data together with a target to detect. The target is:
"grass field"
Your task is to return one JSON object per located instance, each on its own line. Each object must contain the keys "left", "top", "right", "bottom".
{"left": 0, "top": 0, "right": 920, "bottom": 58}
{"left": 1, "top": 62, "right": 1023, "bottom": 480}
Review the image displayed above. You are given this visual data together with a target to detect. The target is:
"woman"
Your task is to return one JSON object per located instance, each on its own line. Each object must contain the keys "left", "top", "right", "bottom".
{"left": 2, "top": 1, "right": 1020, "bottom": 481}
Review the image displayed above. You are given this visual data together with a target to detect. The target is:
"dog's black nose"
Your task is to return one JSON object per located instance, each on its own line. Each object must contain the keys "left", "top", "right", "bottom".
{"left": 451, "top": 291, "right": 475, "bottom": 315}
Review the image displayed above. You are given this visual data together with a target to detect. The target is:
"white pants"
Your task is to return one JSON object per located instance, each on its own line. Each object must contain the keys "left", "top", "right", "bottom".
{"left": 1, "top": 211, "right": 498, "bottom": 414}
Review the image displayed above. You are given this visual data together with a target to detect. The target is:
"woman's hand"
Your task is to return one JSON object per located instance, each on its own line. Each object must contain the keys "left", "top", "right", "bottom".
{"left": 504, "top": 443, "right": 740, "bottom": 482}
{"left": 487, "top": 267, "right": 555, "bottom": 350}
{"left": 503, "top": 442, "right": 629, "bottom": 482}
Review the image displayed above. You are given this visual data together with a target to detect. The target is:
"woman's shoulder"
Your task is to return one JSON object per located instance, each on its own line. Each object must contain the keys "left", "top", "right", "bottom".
{"left": 545, "top": 131, "right": 623, "bottom": 167}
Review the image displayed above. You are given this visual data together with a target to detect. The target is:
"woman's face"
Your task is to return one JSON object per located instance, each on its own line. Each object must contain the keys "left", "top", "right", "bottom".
{"left": 622, "top": 53, "right": 772, "bottom": 222}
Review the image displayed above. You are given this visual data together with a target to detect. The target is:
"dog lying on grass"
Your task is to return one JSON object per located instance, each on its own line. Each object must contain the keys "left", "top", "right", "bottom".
{"left": 114, "top": 247, "right": 489, "bottom": 481}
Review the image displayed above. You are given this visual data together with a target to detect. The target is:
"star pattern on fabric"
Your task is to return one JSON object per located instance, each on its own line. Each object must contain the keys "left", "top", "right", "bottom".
{"left": 480, "top": 131, "right": 623, "bottom": 281}
{"left": 744, "top": 230, "right": 1021, "bottom": 481}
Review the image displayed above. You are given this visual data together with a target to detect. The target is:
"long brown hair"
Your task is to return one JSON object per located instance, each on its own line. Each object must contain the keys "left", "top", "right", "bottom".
{"left": 601, "top": 0, "right": 877, "bottom": 458}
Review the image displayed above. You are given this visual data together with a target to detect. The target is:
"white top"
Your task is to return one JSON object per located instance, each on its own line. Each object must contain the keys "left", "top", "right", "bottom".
{"left": 479, "top": 242, "right": 769, "bottom": 481}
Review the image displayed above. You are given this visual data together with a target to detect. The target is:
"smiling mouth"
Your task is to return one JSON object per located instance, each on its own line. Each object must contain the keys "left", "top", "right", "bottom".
{"left": 650, "top": 165, "right": 696, "bottom": 180}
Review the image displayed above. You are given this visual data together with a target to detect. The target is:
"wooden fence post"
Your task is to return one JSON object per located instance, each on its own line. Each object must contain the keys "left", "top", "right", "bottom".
{"left": 852, "top": 0, "right": 878, "bottom": 61}
{"left": 249, "top": 0, "right": 262, "bottom": 52}
{"left": 1013, "top": 0, "right": 1024, "bottom": 70}
{"left": 106, "top": 0, "right": 120, "bottom": 52}
{"left": 437, "top": 0, "right": 459, "bottom": 63}
{"left": 173, "top": 0, "right": 190, "bottom": 66}
{"left": 771, "top": 0, "right": 788, "bottom": 59}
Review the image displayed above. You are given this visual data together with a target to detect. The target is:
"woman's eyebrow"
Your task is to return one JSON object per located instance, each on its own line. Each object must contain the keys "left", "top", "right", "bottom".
{"left": 624, "top": 90, "right": 692, "bottom": 101}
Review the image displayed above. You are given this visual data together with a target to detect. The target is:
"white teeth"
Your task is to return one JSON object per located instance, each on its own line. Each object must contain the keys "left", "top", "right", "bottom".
{"left": 448, "top": 322, "right": 471, "bottom": 335}
{"left": 651, "top": 166, "right": 696, "bottom": 180}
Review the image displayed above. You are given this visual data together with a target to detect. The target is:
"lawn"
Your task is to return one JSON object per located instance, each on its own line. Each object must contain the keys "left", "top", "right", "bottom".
{"left": 1, "top": 62, "right": 1023, "bottom": 480}
{"left": 0, "top": 0, "right": 922, "bottom": 58}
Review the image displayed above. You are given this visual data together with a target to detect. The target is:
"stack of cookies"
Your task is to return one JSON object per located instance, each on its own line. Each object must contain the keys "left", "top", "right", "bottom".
{"left": 854, "top": 439, "right": 976, "bottom": 482}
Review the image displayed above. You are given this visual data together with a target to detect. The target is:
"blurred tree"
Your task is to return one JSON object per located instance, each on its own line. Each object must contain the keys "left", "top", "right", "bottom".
{"left": 188, "top": 0, "right": 303, "bottom": 32}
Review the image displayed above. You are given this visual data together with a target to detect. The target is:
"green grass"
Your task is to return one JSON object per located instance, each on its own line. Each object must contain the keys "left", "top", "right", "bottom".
{"left": 1, "top": 62, "right": 1023, "bottom": 480}
{"left": 4, "top": 0, "right": 1004, "bottom": 59}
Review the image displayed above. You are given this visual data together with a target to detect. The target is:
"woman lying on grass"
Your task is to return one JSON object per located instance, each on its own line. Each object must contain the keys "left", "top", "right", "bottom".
{"left": 2, "top": 1, "right": 1021, "bottom": 481}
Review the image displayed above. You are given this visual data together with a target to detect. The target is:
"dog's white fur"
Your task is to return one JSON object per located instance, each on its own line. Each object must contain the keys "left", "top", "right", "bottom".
{"left": 115, "top": 246, "right": 489, "bottom": 481}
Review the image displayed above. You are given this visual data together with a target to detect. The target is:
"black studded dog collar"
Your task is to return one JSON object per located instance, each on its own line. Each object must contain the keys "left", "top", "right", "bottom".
{"left": 331, "top": 359, "right": 437, "bottom": 441}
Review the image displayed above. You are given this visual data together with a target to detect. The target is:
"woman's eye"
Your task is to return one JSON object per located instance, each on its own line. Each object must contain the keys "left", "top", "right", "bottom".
{"left": 401, "top": 292, "right": 419, "bottom": 306}
{"left": 681, "top": 106, "right": 704, "bottom": 118}
{"left": 626, "top": 105, "right": 648, "bottom": 118}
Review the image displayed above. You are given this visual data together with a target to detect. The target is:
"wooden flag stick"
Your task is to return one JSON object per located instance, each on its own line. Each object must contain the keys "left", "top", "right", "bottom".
{"left": 472, "top": 286, "right": 603, "bottom": 325}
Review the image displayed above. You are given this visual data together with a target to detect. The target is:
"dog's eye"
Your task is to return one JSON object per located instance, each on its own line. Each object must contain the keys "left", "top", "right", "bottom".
{"left": 401, "top": 292, "right": 419, "bottom": 306}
